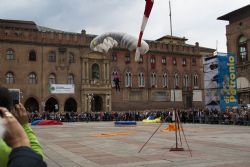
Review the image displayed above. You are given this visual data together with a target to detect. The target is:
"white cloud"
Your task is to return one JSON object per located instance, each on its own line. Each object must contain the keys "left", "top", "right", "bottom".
{"left": 0, "top": 0, "right": 249, "bottom": 52}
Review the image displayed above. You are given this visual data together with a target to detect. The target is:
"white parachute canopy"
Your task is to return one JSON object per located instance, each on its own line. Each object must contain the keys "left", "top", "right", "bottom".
{"left": 90, "top": 32, "right": 149, "bottom": 61}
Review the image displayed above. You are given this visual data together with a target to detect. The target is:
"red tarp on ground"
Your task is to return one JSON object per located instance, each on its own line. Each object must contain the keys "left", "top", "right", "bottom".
{"left": 32, "top": 120, "right": 63, "bottom": 126}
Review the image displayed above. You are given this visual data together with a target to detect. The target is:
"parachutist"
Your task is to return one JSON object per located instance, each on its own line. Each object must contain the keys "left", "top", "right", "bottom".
{"left": 113, "top": 77, "right": 121, "bottom": 92}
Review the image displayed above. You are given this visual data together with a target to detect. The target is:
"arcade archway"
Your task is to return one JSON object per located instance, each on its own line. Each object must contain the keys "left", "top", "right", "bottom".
{"left": 24, "top": 97, "right": 39, "bottom": 112}
{"left": 45, "top": 97, "right": 59, "bottom": 112}
{"left": 64, "top": 98, "right": 77, "bottom": 112}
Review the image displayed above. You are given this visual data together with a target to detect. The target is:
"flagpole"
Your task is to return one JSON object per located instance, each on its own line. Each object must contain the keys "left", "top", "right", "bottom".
{"left": 169, "top": 0, "right": 184, "bottom": 152}
{"left": 169, "top": 0, "right": 173, "bottom": 37}
{"left": 169, "top": 0, "right": 175, "bottom": 106}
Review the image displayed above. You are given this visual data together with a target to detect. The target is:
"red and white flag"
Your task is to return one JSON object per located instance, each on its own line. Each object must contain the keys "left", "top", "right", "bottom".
{"left": 135, "top": 0, "right": 154, "bottom": 62}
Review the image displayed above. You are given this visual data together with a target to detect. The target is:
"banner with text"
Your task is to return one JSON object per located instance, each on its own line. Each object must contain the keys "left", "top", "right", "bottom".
{"left": 218, "top": 53, "right": 238, "bottom": 111}
{"left": 49, "top": 84, "right": 75, "bottom": 94}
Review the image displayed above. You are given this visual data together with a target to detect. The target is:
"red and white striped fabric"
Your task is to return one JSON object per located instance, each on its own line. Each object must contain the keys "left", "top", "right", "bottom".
{"left": 135, "top": 0, "right": 154, "bottom": 62}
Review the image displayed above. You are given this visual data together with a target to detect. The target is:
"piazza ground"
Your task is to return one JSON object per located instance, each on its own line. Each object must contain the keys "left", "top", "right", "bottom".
{"left": 32, "top": 122, "right": 250, "bottom": 167}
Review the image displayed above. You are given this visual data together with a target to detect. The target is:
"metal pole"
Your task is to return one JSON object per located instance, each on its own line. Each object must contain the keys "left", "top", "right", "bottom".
{"left": 169, "top": 0, "right": 184, "bottom": 152}
{"left": 169, "top": 0, "right": 177, "bottom": 149}
{"left": 169, "top": 0, "right": 176, "bottom": 107}
{"left": 169, "top": 0, "right": 173, "bottom": 37}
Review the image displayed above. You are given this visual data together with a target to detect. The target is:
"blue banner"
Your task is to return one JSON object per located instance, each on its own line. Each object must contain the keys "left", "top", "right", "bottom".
{"left": 218, "top": 53, "right": 238, "bottom": 111}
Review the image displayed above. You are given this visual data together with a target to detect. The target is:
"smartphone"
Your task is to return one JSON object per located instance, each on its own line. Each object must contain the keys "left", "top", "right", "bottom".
{"left": 8, "top": 89, "right": 20, "bottom": 105}
{"left": 0, "top": 117, "right": 4, "bottom": 138}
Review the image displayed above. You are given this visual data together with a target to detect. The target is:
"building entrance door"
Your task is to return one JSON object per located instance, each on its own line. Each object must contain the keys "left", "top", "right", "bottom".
{"left": 91, "top": 95, "right": 102, "bottom": 112}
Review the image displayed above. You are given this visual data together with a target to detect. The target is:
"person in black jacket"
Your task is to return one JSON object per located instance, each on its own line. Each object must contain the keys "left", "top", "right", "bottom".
{"left": 0, "top": 107, "right": 47, "bottom": 167}
{"left": 113, "top": 76, "right": 121, "bottom": 91}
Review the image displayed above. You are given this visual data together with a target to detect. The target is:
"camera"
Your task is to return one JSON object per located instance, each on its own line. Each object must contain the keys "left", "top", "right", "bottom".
{"left": 8, "top": 89, "right": 20, "bottom": 105}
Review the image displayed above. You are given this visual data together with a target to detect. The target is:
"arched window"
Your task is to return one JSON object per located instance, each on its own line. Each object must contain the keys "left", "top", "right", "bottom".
{"left": 6, "top": 48, "right": 15, "bottom": 60}
{"left": 162, "top": 73, "right": 168, "bottom": 88}
{"left": 238, "top": 36, "right": 248, "bottom": 62}
{"left": 29, "top": 50, "right": 36, "bottom": 61}
{"left": 48, "top": 73, "right": 56, "bottom": 84}
{"left": 174, "top": 73, "right": 179, "bottom": 88}
{"left": 138, "top": 72, "right": 145, "bottom": 87}
{"left": 193, "top": 74, "right": 198, "bottom": 89}
{"left": 67, "top": 74, "right": 74, "bottom": 84}
{"left": 6, "top": 72, "right": 14, "bottom": 84}
{"left": 150, "top": 56, "right": 156, "bottom": 63}
{"left": 173, "top": 57, "right": 177, "bottom": 65}
{"left": 182, "top": 58, "right": 187, "bottom": 66}
{"left": 183, "top": 74, "right": 189, "bottom": 88}
{"left": 28, "top": 72, "right": 37, "bottom": 84}
{"left": 125, "top": 52, "right": 130, "bottom": 63}
{"left": 48, "top": 51, "right": 56, "bottom": 62}
{"left": 92, "top": 64, "right": 100, "bottom": 80}
{"left": 150, "top": 72, "right": 156, "bottom": 87}
{"left": 162, "top": 57, "right": 167, "bottom": 65}
{"left": 125, "top": 71, "right": 132, "bottom": 87}
{"left": 69, "top": 52, "right": 75, "bottom": 63}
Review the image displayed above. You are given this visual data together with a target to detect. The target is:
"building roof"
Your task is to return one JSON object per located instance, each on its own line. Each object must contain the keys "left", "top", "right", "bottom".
{"left": 217, "top": 4, "right": 250, "bottom": 22}
{"left": 156, "top": 35, "right": 187, "bottom": 41}
{"left": 37, "top": 26, "right": 77, "bottom": 34}
{"left": 0, "top": 19, "right": 38, "bottom": 31}
{"left": 156, "top": 35, "right": 188, "bottom": 44}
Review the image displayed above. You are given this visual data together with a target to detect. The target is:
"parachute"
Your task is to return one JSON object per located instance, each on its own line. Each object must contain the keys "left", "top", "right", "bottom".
{"left": 135, "top": 0, "right": 154, "bottom": 62}
{"left": 90, "top": 32, "right": 149, "bottom": 60}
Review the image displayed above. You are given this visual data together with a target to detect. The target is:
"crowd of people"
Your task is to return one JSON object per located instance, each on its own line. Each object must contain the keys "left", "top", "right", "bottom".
{"left": 28, "top": 108, "right": 250, "bottom": 126}
{"left": 0, "top": 85, "right": 249, "bottom": 167}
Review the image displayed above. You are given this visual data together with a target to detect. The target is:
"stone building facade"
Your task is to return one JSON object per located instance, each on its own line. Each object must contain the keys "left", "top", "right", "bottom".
{"left": 0, "top": 19, "right": 214, "bottom": 113}
{"left": 218, "top": 4, "right": 250, "bottom": 104}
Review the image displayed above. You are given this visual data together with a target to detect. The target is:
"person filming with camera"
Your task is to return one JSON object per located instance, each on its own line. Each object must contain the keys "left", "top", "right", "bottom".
{"left": 0, "top": 87, "right": 46, "bottom": 167}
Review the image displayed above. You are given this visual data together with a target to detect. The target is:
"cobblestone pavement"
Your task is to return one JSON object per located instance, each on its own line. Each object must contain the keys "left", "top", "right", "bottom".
{"left": 32, "top": 122, "right": 250, "bottom": 167}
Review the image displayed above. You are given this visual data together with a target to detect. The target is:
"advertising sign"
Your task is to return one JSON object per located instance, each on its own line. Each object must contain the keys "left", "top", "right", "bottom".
{"left": 218, "top": 53, "right": 238, "bottom": 111}
{"left": 203, "top": 55, "right": 220, "bottom": 109}
{"left": 49, "top": 84, "right": 75, "bottom": 94}
{"left": 203, "top": 53, "right": 238, "bottom": 111}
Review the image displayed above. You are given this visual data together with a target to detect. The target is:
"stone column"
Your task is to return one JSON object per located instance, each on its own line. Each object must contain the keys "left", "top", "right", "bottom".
{"left": 86, "top": 62, "right": 89, "bottom": 82}
{"left": 82, "top": 61, "right": 86, "bottom": 83}
{"left": 103, "top": 63, "right": 106, "bottom": 84}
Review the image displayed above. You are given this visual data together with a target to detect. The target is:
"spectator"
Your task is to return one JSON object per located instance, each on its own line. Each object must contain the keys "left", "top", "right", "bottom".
{"left": 0, "top": 107, "right": 47, "bottom": 167}
{"left": 0, "top": 87, "right": 44, "bottom": 167}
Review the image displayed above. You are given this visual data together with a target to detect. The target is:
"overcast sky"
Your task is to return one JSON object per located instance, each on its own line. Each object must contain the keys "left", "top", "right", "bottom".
{"left": 0, "top": 0, "right": 249, "bottom": 52}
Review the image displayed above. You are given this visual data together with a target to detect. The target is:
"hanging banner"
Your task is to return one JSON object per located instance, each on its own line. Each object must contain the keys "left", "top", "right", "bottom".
{"left": 218, "top": 53, "right": 238, "bottom": 111}
{"left": 203, "top": 53, "right": 238, "bottom": 111}
{"left": 49, "top": 84, "right": 75, "bottom": 94}
{"left": 203, "top": 55, "right": 220, "bottom": 109}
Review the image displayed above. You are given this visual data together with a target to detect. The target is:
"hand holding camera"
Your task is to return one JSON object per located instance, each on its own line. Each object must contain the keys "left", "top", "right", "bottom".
{"left": 0, "top": 87, "right": 29, "bottom": 148}
{"left": 0, "top": 107, "right": 30, "bottom": 149}
{"left": 12, "top": 103, "right": 29, "bottom": 125}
